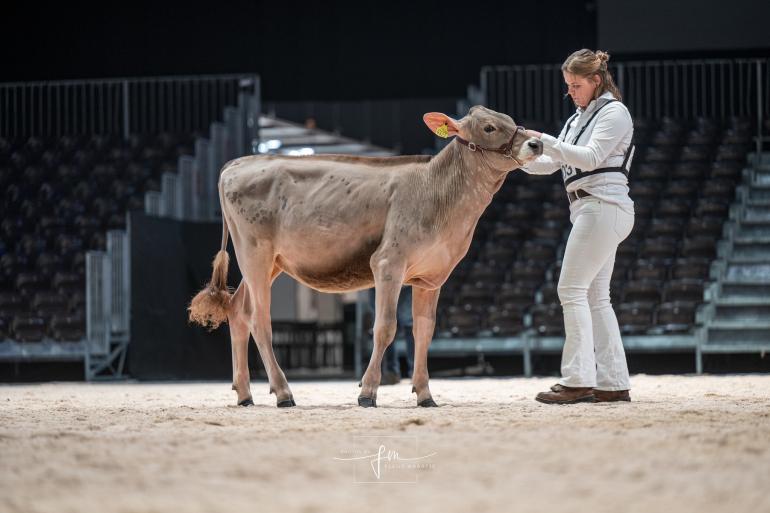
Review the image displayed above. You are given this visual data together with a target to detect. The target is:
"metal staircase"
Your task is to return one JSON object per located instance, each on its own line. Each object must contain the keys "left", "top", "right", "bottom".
{"left": 700, "top": 153, "right": 770, "bottom": 370}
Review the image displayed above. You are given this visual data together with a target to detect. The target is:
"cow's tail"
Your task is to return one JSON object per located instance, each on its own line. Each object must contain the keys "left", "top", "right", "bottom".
{"left": 188, "top": 214, "right": 232, "bottom": 330}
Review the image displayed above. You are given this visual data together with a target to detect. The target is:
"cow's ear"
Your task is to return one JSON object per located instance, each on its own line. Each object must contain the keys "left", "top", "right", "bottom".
{"left": 423, "top": 112, "right": 459, "bottom": 139}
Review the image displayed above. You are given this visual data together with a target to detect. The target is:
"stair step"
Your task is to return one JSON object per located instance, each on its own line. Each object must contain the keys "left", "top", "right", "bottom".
{"left": 731, "top": 245, "right": 770, "bottom": 259}
{"left": 743, "top": 205, "right": 770, "bottom": 221}
{"left": 725, "top": 263, "right": 770, "bottom": 282}
{"left": 713, "top": 300, "right": 770, "bottom": 320}
{"left": 707, "top": 322, "right": 770, "bottom": 344}
{"left": 736, "top": 222, "right": 770, "bottom": 237}
{"left": 748, "top": 189, "right": 770, "bottom": 202}
{"left": 716, "top": 297, "right": 770, "bottom": 306}
{"left": 746, "top": 199, "right": 770, "bottom": 207}
{"left": 700, "top": 343, "right": 770, "bottom": 353}
{"left": 720, "top": 281, "right": 770, "bottom": 297}
{"left": 740, "top": 219, "right": 770, "bottom": 227}
{"left": 733, "top": 236, "right": 770, "bottom": 244}
{"left": 708, "top": 320, "right": 770, "bottom": 329}
{"left": 728, "top": 256, "right": 770, "bottom": 264}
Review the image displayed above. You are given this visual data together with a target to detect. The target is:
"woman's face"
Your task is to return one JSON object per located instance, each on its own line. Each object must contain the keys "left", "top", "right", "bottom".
{"left": 563, "top": 71, "right": 601, "bottom": 109}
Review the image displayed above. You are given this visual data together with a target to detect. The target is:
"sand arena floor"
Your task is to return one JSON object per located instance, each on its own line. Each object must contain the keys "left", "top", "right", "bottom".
{"left": 1, "top": 375, "right": 769, "bottom": 513}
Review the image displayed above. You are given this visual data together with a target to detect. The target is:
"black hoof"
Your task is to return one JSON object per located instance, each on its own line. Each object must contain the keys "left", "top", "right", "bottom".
{"left": 417, "top": 398, "right": 438, "bottom": 407}
{"left": 358, "top": 396, "right": 377, "bottom": 408}
{"left": 238, "top": 397, "right": 254, "bottom": 407}
{"left": 277, "top": 398, "right": 296, "bottom": 408}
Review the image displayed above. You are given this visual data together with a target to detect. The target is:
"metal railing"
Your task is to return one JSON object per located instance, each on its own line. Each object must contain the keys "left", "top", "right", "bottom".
{"left": 481, "top": 58, "right": 769, "bottom": 153}
{"left": 84, "top": 227, "right": 131, "bottom": 379}
{"left": 85, "top": 251, "right": 110, "bottom": 356}
{"left": 0, "top": 73, "right": 260, "bottom": 139}
{"left": 85, "top": 231, "right": 130, "bottom": 353}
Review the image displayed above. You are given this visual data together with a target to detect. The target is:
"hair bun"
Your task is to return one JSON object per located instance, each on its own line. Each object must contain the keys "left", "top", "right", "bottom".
{"left": 596, "top": 50, "right": 610, "bottom": 64}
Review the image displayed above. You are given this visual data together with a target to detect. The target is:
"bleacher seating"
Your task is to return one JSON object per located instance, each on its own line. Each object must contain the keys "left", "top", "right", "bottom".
{"left": 0, "top": 114, "right": 754, "bottom": 347}
{"left": 0, "top": 132, "right": 195, "bottom": 342}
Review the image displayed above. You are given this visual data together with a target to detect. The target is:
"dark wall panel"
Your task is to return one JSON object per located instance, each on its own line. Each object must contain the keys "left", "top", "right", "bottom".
{"left": 129, "top": 212, "right": 241, "bottom": 380}
{"left": 1, "top": 1, "right": 597, "bottom": 102}
{"left": 598, "top": 0, "right": 770, "bottom": 55}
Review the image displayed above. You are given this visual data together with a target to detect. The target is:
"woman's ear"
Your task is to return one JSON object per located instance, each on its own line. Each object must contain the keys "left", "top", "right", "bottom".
{"left": 423, "top": 113, "right": 460, "bottom": 138}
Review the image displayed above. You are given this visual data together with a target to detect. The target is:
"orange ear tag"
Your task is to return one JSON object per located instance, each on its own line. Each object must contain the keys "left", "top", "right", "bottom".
{"left": 435, "top": 123, "right": 449, "bottom": 138}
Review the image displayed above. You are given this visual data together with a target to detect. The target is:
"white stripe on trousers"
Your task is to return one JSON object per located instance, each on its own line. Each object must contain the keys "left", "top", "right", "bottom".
{"left": 557, "top": 197, "right": 634, "bottom": 391}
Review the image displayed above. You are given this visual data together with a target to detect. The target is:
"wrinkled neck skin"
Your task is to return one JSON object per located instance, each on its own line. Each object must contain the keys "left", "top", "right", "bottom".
{"left": 421, "top": 139, "right": 509, "bottom": 231}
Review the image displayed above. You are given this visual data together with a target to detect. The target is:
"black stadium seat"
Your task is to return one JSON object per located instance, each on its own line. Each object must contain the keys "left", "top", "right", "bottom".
{"left": 630, "top": 259, "right": 669, "bottom": 281}
{"left": 618, "top": 302, "right": 654, "bottom": 334}
{"left": 11, "top": 315, "right": 47, "bottom": 342}
{"left": 486, "top": 305, "right": 526, "bottom": 336}
{"left": 445, "top": 305, "right": 482, "bottom": 338}
{"left": 654, "top": 301, "right": 697, "bottom": 333}
{"left": 671, "top": 258, "right": 711, "bottom": 280}
{"left": 49, "top": 314, "right": 86, "bottom": 341}
{"left": 622, "top": 280, "right": 662, "bottom": 307}
{"left": 530, "top": 304, "right": 564, "bottom": 336}
{"left": 663, "top": 279, "right": 704, "bottom": 304}
{"left": 498, "top": 283, "right": 535, "bottom": 309}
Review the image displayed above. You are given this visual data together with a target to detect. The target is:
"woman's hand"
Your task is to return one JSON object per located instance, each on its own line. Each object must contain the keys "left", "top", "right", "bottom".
{"left": 524, "top": 129, "right": 542, "bottom": 139}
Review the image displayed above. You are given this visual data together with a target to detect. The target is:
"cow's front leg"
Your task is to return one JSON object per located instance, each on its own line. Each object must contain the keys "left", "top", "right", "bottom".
{"left": 359, "top": 256, "right": 404, "bottom": 408}
{"left": 411, "top": 286, "right": 440, "bottom": 407}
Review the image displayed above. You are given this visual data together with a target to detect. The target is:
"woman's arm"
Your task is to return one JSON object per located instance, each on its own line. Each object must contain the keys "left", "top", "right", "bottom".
{"left": 519, "top": 155, "right": 561, "bottom": 175}
{"left": 537, "top": 104, "right": 632, "bottom": 171}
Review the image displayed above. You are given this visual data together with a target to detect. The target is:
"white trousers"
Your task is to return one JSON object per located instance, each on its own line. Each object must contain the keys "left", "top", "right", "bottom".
{"left": 557, "top": 197, "right": 634, "bottom": 391}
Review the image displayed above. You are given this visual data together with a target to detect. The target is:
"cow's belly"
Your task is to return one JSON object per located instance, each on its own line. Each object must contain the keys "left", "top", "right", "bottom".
{"left": 275, "top": 239, "right": 378, "bottom": 293}
{"left": 281, "top": 264, "right": 376, "bottom": 293}
{"left": 276, "top": 240, "right": 467, "bottom": 293}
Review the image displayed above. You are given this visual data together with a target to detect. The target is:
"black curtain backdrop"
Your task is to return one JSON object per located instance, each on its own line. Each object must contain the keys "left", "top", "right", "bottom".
{"left": 598, "top": 0, "right": 770, "bottom": 56}
{"left": 2, "top": 1, "right": 597, "bottom": 101}
{"left": 128, "top": 212, "right": 241, "bottom": 379}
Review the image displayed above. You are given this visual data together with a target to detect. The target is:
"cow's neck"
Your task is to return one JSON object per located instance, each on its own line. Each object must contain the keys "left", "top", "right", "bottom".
{"left": 423, "top": 140, "right": 508, "bottom": 231}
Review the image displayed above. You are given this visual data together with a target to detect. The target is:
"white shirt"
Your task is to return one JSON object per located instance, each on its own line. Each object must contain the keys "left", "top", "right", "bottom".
{"left": 520, "top": 91, "right": 635, "bottom": 216}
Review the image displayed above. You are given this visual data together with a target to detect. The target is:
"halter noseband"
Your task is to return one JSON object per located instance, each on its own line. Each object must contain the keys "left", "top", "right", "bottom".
{"left": 454, "top": 125, "right": 526, "bottom": 167}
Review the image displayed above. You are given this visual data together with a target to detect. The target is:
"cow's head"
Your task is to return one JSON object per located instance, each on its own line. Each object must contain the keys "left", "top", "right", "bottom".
{"left": 423, "top": 105, "right": 542, "bottom": 169}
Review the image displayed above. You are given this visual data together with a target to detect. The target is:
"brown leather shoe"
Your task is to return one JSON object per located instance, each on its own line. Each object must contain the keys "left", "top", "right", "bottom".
{"left": 593, "top": 389, "right": 631, "bottom": 402}
{"left": 536, "top": 384, "right": 595, "bottom": 404}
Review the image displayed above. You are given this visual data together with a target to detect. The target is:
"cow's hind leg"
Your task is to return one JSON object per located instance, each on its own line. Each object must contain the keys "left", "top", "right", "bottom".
{"left": 358, "top": 256, "right": 404, "bottom": 408}
{"left": 229, "top": 280, "right": 254, "bottom": 406}
{"left": 411, "top": 286, "right": 440, "bottom": 407}
{"left": 245, "top": 261, "right": 295, "bottom": 408}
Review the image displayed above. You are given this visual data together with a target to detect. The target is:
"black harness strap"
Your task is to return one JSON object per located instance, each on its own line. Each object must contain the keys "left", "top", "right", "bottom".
{"left": 561, "top": 99, "right": 618, "bottom": 145}
{"left": 559, "top": 99, "right": 634, "bottom": 187}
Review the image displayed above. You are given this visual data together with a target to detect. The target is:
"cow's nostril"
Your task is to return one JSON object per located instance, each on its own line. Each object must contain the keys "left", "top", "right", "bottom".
{"left": 527, "top": 140, "right": 540, "bottom": 149}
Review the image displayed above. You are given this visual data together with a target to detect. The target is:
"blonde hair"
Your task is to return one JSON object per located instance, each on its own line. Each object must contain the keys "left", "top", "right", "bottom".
{"left": 562, "top": 49, "right": 622, "bottom": 102}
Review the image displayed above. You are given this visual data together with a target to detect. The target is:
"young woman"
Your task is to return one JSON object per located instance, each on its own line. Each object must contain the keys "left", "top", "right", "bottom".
{"left": 520, "top": 49, "right": 635, "bottom": 404}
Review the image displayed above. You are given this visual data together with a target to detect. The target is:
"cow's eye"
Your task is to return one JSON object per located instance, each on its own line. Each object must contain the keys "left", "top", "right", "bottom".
{"left": 484, "top": 125, "right": 496, "bottom": 133}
